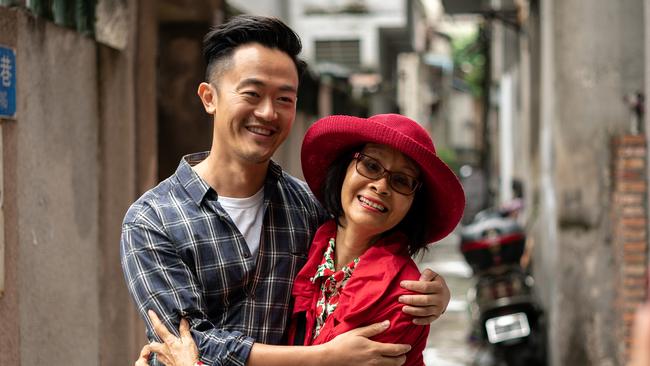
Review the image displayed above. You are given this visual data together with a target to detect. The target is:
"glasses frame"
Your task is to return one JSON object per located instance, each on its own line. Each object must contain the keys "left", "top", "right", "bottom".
{"left": 353, "top": 152, "right": 421, "bottom": 195}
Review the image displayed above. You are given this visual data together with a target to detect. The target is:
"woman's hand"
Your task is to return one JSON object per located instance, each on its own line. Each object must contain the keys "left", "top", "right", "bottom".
{"left": 135, "top": 344, "right": 153, "bottom": 366}
{"left": 398, "top": 268, "right": 450, "bottom": 325}
{"left": 133, "top": 310, "right": 200, "bottom": 366}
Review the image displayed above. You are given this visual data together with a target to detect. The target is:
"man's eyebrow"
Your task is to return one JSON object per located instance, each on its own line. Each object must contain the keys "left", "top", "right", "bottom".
{"left": 236, "top": 78, "right": 265, "bottom": 90}
{"left": 236, "top": 78, "right": 297, "bottom": 93}
{"left": 279, "top": 85, "right": 298, "bottom": 93}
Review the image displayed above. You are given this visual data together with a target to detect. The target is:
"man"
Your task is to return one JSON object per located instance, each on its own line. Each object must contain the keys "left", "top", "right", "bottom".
{"left": 121, "top": 15, "right": 451, "bottom": 365}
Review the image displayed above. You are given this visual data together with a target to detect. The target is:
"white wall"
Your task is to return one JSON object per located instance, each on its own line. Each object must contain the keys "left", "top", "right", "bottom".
{"left": 290, "top": 0, "right": 406, "bottom": 69}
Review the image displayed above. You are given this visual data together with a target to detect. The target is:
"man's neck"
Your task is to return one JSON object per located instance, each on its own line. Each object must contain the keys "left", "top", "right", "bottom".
{"left": 193, "top": 152, "right": 269, "bottom": 198}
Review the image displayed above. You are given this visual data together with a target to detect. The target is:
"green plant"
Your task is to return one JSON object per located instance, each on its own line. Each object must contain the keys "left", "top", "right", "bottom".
{"left": 452, "top": 31, "right": 485, "bottom": 97}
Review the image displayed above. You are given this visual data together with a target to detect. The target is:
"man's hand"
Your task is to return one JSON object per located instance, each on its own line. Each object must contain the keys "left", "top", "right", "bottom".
{"left": 134, "top": 310, "right": 199, "bottom": 366}
{"left": 399, "top": 268, "right": 450, "bottom": 325}
{"left": 321, "top": 321, "right": 411, "bottom": 366}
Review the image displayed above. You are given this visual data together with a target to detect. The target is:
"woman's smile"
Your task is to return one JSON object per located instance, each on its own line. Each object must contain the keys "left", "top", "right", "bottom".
{"left": 339, "top": 144, "right": 418, "bottom": 239}
{"left": 357, "top": 195, "right": 388, "bottom": 213}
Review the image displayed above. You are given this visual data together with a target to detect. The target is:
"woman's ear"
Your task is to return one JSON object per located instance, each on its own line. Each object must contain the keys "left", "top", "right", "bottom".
{"left": 197, "top": 82, "right": 217, "bottom": 114}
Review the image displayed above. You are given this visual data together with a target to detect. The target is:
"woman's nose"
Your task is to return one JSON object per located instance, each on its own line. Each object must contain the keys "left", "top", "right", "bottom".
{"left": 370, "top": 175, "right": 391, "bottom": 195}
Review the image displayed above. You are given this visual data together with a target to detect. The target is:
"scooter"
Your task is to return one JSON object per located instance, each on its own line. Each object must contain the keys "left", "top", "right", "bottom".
{"left": 460, "top": 209, "right": 547, "bottom": 366}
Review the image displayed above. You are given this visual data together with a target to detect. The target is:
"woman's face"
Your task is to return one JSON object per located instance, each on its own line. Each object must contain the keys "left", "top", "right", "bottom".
{"left": 339, "top": 143, "right": 420, "bottom": 239}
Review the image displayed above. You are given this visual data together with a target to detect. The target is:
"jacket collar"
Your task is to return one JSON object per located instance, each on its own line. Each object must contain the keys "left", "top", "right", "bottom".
{"left": 292, "top": 220, "right": 410, "bottom": 316}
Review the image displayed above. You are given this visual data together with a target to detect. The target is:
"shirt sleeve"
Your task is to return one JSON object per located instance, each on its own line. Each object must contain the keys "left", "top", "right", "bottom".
{"left": 368, "top": 265, "right": 429, "bottom": 366}
{"left": 120, "top": 221, "right": 254, "bottom": 366}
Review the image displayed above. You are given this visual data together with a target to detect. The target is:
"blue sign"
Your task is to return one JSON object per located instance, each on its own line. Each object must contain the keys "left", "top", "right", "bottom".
{"left": 0, "top": 46, "right": 16, "bottom": 119}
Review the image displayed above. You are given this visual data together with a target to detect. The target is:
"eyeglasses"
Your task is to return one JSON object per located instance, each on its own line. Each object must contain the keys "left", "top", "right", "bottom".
{"left": 353, "top": 153, "right": 421, "bottom": 195}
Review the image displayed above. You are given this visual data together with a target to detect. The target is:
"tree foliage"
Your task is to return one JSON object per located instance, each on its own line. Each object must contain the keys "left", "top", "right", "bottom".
{"left": 451, "top": 31, "right": 485, "bottom": 96}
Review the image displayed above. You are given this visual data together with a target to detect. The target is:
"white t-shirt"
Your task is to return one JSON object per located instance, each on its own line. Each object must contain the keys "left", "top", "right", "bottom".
{"left": 218, "top": 188, "right": 265, "bottom": 257}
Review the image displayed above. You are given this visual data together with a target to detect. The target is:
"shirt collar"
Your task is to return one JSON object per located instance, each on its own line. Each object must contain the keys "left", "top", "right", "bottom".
{"left": 311, "top": 238, "right": 360, "bottom": 284}
{"left": 175, "top": 152, "right": 212, "bottom": 206}
{"left": 174, "top": 152, "right": 285, "bottom": 207}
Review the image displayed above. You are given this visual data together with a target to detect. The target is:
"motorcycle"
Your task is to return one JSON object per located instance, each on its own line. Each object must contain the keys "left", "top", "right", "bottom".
{"left": 460, "top": 208, "right": 547, "bottom": 366}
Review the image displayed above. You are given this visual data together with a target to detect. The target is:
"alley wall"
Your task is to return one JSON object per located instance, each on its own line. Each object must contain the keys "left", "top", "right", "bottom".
{"left": 0, "top": 4, "right": 150, "bottom": 365}
{"left": 533, "top": 0, "right": 647, "bottom": 365}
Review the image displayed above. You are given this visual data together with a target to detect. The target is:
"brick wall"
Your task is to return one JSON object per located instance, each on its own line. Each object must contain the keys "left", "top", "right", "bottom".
{"left": 612, "top": 135, "right": 649, "bottom": 364}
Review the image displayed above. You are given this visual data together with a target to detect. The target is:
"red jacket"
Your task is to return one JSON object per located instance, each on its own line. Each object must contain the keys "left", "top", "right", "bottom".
{"left": 289, "top": 220, "right": 429, "bottom": 366}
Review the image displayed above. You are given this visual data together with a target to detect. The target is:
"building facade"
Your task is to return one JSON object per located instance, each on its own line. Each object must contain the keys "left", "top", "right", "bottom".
{"left": 444, "top": 0, "right": 650, "bottom": 364}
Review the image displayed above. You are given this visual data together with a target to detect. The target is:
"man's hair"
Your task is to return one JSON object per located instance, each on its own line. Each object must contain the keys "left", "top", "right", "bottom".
{"left": 202, "top": 15, "right": 306, "bottom": 82}
{"left": 320, "top": 147, "right": 428, "bottom": 256}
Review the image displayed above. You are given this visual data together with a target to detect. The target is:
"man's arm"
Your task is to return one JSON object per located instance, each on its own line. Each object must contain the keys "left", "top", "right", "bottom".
{"left": 142, "top": 311, "right": 411, "bottom": 366}
{"left": 399, "top": 268, "right": 451, "bottom": 325}
{"left": 246, "top": 321, "right": 410, "bottom": 366}
{"left": 121, "top": 221, "right": 253, "bottom": 365}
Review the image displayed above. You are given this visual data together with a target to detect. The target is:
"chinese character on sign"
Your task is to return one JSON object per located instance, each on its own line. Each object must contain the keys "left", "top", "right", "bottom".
{"left": 0, "top": 56, "right": 11, "bottom": 88}
{"left": 0, "top": 46, "right": 16, "bottom": 119}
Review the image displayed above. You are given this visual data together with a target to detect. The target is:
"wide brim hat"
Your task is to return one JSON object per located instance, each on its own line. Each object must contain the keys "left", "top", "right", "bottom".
{"left": 301, "top": 114, "right": 466, "bottom": 244}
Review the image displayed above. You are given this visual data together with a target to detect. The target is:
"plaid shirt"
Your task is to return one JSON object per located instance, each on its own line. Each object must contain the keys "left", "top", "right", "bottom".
{"left": 121, "top": 152, "right": 328, "bottom": 365}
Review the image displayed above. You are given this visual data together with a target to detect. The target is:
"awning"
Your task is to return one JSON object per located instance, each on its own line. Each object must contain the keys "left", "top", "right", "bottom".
{"left": 440, "top": 0, "right": 492, "bottom": 14}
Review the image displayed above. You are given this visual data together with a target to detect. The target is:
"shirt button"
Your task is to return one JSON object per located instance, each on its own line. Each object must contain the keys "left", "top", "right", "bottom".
{"left": 244, "top": 252, "right": 250, "bottom": 258}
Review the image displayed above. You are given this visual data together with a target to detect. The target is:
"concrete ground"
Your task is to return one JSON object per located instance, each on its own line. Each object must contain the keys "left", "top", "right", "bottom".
{"left": 415, "top": 232, "right": 476, "bottom": 366}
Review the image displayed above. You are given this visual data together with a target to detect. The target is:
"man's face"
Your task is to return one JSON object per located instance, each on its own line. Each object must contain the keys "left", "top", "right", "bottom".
{"left": 202, "top": 43, "right": 299, "bottom": 165}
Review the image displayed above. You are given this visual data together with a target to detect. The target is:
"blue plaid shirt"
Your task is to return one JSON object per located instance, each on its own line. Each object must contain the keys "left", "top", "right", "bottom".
{"left": 121, "top": 152, "right": 328, "bottom": 365}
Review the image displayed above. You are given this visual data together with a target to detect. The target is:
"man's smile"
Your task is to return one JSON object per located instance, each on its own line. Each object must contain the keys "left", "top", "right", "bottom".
{"left": 246, "top": 125, "right": 276, "bottom": 136}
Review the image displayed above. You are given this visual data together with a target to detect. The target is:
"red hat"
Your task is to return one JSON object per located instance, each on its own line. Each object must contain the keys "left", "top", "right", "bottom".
{"left": 301, "top": 114, "right": 465, "bottom": 244}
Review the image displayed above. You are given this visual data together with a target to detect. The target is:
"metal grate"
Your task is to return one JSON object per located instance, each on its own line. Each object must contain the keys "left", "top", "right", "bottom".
{"left": 315, "top": 39, "right": 361, "bottom": 72}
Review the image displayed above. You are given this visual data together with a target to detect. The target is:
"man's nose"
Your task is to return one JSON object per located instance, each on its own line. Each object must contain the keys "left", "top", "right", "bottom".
{"left": 254, "top": 98, "right": 277, "bottom": 121}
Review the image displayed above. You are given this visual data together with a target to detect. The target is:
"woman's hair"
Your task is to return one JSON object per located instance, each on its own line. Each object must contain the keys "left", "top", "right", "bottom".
{"left": 320, "top": 147, "right": 428, "bottom": 256}
{"left": 202, "top": 15, "right": 306, "bottom": 82}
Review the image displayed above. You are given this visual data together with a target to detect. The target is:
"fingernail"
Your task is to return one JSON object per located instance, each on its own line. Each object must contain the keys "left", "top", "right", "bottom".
{"left": 381, "top": 320, "right": 390, "bottom": 328}
{"left": 398, "top": 295, "right": 405, "bottom": 302}
{"left": 400, "top": 281, "right": 406, "bottom": 287}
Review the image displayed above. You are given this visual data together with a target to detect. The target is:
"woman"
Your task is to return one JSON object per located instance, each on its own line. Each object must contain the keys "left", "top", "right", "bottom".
{"left": 138, "top": 114, "right": 465, "bottom": 366}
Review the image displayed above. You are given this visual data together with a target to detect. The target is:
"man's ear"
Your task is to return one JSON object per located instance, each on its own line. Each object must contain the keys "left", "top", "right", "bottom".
{"left": 197, "top": 82, "right": 217, "bottom": 114}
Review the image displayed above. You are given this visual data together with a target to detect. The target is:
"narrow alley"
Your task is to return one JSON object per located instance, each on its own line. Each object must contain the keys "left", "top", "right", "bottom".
{"left": 417, "top": 232, "right": 475, "bottom": 366}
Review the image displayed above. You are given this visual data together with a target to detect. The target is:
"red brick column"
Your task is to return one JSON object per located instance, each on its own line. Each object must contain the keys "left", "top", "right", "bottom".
{"left": 612, "top": 135, "right": 649, "bottom": 364}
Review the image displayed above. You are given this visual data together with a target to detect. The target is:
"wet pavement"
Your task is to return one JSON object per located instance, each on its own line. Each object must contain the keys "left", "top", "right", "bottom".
{"left": 415, "top": 231, "right": 476, "bottom": 366}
